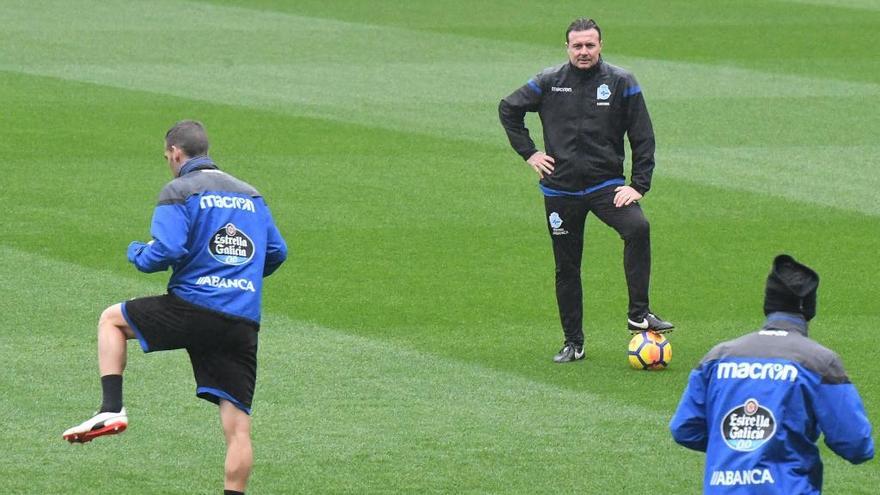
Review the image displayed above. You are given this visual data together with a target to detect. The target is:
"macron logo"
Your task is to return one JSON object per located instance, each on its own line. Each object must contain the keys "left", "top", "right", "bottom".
{"left": 200, "top": 195, "right": 256, "bottom": 212}
{"left": 716, "top": 362, "right": 798, "bottom": 382}
{"left": 551, "top": 87, "right": 572, "bottom": 92}
{"left": 759, "top": 330, "right": 788, "bottom": 337}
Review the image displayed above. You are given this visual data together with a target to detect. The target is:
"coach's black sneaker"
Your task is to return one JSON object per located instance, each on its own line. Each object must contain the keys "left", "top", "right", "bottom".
{"left": 628, "top": 312, "right": 674, "bottom": 334}
{"left": 553, "top": 343, "right": 585, "bottom": 363}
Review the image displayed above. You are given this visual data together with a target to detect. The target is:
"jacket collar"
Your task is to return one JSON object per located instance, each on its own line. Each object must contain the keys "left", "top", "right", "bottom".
{"left": 568, "top": 58, "right": 603, "bottom": 79}
{"left": 177, "top": 155, "right": 218, "bottom": 177}
{"left": 762, "top": 311, "right": 808, "bottom": 337}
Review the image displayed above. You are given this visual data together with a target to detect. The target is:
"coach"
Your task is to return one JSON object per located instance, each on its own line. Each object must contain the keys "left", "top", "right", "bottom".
{"left": 499, "top": 17, "right": 672, "bottom": 363}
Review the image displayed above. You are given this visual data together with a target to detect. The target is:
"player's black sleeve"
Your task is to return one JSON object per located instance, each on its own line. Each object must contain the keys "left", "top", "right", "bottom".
{"left": 622, "top": 75, "right": 656, "bottom": 195}
{"left": 499, "top": 74, "right": 544, "bottom": 160}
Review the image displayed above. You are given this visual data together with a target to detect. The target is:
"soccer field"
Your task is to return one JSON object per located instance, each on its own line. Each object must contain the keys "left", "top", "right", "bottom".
{"left": 2, "top": 0, "right": 878, "bottom": 493}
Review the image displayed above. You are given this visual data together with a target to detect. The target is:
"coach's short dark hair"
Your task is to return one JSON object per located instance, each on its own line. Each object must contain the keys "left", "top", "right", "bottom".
{"left": 165, "top": 120, "right": 209, "bottom": 157}
{"left": 566, "top": 18, "right": 601, "bottom": 42}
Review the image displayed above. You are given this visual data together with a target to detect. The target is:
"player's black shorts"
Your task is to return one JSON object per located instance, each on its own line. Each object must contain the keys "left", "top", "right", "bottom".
{"left": 121, "top": 293, "right": 259, "bottom": 414}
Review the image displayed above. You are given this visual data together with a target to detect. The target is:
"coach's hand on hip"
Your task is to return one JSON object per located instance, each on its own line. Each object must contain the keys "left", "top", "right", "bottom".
{"left": 527, "top": 151, "right": 555, "bottom": 179}
{"left": 613, "top": 186, "right": 642, "bottom": 207}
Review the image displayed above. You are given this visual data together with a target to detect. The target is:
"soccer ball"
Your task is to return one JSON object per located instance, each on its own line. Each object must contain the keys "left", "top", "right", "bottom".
{"left": 628, "top": 331, "right": 672, "bottom": 370}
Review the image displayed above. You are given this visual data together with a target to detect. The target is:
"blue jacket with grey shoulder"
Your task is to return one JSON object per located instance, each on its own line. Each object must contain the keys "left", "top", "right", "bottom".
{"left": 127, "top": 156, "right": 287, "bottom": 323}
{"left": 670, "top": 314, "right": 873, "bottom": 494}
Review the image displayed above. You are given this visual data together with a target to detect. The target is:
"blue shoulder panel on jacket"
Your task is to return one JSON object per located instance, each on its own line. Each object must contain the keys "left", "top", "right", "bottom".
{"left": 527, "top": 79, "right": 542, "bottom": 95}
{"left": 623, "top": 85, "right": 641, "bottom": 97}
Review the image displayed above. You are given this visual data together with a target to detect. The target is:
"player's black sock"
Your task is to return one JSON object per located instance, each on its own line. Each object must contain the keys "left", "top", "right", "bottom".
{"left": 224, "top": 490, "right": 244, "bottom": 495}
{"left": 99, "top": 374, "right": 123, "bottom": 413}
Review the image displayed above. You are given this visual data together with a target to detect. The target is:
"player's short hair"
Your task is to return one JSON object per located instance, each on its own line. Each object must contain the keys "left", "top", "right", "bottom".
{"left": 566, "top": 18, "right": 602, "bottom": 43}
{"left": 165, "top": 120, "right": 209, "bottom": 157}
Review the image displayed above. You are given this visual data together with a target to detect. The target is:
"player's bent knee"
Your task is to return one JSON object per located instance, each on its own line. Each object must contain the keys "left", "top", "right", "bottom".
{"left": 99, "top": 304, "right": 121, "bottom": 326}
{"left": 99, "top": 304, "right": 135, "bottom": 339}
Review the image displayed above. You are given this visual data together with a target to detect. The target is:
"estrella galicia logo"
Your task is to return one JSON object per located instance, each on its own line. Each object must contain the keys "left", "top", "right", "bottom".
{"left": 597, "top": 83, "right": 611, "bottom": 100}
{"left": 721, "top": 398, "right": 777, "bottom": 452}
{"left": 209, "top": 223, "right": 255, "bottom": 266}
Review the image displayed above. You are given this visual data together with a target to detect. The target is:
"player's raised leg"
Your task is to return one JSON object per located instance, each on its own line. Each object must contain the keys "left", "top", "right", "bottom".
{"left": 62, "top": 303, "right": 134, "bottom": 443}
{"left": 220, "top": 400, "right": 253, "bottom": 494}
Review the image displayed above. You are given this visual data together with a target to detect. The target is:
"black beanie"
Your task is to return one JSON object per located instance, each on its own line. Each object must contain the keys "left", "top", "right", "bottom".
{"left": 764, "top": 254, "right": 820, "bottom": 320}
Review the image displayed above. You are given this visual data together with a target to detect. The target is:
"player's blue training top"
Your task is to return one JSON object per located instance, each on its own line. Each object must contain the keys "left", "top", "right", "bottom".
{"left": 127, "top": 156, "right": 287, "bottom": 323}
{"left": 669, "top": 313, "right": 874, "bottom": 494}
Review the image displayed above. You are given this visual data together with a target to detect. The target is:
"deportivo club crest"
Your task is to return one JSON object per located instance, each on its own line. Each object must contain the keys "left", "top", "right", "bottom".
{"left": 209, "top": 223, "right": 255, "bottom": 266}
{"left": 721, "top": 398, "right": 777, "bottom": 452}
{"left": 549, "top": 212, "right": 568, "bottom": 236}
{"left": 597, "top": 83, "right": 611, "bottom": 100}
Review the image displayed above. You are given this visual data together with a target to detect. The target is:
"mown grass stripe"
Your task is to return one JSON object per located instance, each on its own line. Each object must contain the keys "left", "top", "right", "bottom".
{"left": 0, "top": 244, "right": 706, "bottom": 493}
{"left": 3, "top": 2, "right": 877, "bottom": 220}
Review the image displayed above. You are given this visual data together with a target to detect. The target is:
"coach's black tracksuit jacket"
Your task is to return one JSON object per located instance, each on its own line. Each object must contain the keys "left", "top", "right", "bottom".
{"left": 498, "top": 59, "right": 655, "bottom": 195}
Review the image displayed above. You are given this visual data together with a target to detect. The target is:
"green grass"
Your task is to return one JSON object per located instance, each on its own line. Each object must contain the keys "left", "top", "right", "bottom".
{"left": 1, "top": 0, "right": 878, "bottom": 493}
